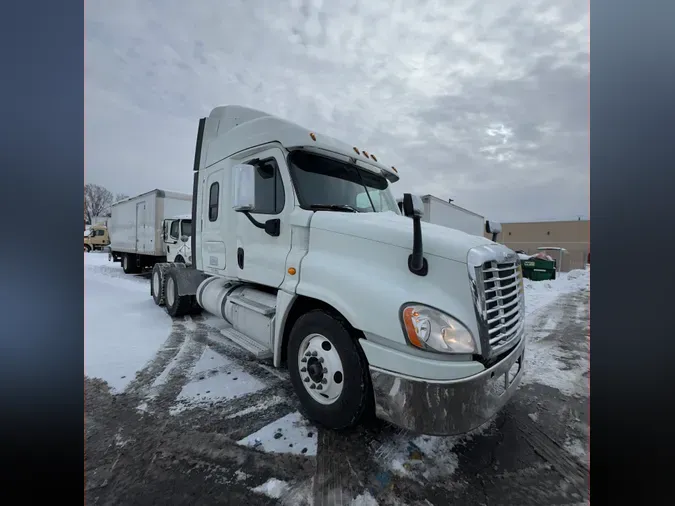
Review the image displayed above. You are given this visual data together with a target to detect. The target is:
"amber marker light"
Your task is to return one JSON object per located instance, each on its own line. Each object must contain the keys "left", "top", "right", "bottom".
{"left": 402, "top": 307, "right": 425, "bottom": 349}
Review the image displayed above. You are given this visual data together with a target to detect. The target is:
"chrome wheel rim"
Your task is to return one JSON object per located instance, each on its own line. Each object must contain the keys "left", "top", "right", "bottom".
{"left": 297, "top": 333, "right": 344, "bottom": 405}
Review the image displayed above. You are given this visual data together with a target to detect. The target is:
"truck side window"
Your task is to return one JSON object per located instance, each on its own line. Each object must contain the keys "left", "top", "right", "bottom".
{"left": 170, "top": 220, "right": 180, "bottom": 238}
{"left": 181, "top": 220, "right": 192, "bottom": 237}
{"left": 251, "top": 158, "right": 285, "bottom": 215}
{"left": 209, "top": 182, "right": 219, "bottom": 221}
{"left": 96, "top": 230, "right": 105, "bottom": 236}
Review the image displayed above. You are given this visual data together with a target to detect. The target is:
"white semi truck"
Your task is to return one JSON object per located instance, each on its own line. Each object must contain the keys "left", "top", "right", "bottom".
{"left": 109, "top": 190, "right": 193, "bottom": 274}
{"left": 151, "top": 106, "right": 526, "bottom": 436}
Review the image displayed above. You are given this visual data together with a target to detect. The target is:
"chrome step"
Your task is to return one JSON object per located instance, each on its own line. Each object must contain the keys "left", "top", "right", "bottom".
{"left": 228, "top": 294, "right": 276, "bottom": 317}
{"left": 219, "top": 326, "right": 272, "bottom": 359}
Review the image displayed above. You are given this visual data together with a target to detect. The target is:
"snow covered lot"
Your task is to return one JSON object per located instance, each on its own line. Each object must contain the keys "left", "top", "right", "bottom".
{"left": 85, "top": 252, "right": 590, "bottom": 505}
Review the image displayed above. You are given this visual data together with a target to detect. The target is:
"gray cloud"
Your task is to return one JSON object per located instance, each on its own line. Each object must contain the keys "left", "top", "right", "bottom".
{"left": 85, "top": 0, "right": 588, "bottom": 222}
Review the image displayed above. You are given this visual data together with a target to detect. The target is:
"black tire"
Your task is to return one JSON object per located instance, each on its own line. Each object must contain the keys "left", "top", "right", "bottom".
{"left": 287, "top": 309, "right": 374, "bottom": 431}
{"left": 122, "top": 253, "right": 139, "bottom": 274}
{"left": 164, "top": 269, "right": 192, "bottom": 317}
{"left": 84, "top": 244, "right": 91, "bottom": 252}
{"left": 151, "top": 263, "right": 171, "bottom": 306}
{"left": 174, "top": 255, "right": 185, "bottom": 264}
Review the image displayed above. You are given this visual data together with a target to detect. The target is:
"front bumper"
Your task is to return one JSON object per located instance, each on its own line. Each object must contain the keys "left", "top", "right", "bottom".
{"left": 370, "top": 335, "right": 526, "bottom": 436}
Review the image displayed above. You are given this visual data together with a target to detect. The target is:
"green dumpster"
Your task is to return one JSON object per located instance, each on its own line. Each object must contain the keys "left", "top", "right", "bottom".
{"left": 521, "top": 257, "right": 557, "bottom": 281}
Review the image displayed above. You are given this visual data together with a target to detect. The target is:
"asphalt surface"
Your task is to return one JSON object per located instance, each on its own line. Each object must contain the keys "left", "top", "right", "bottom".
{"left": 85, "top": 288, "right": 590, "bottom": 506}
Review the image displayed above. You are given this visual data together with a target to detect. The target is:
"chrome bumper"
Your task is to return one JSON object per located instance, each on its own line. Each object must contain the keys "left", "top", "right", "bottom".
{"left": 370, "top": 336, "right": 526, "bottom": 436}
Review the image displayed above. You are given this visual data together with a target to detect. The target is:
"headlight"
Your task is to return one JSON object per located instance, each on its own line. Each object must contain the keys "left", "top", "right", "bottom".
{"left": 401, "top": 304, "right": 476, "bottom": 354}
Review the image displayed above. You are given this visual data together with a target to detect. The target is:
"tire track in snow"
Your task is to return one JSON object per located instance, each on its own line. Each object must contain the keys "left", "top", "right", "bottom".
{"left": 145, "top": 321, "right": 208, "bottom": 409}
{"left": 163, "top": 316, "right": 304, "bottom": 442}
{"left": 124, "top": 318, "right": 191, "bottom": 398}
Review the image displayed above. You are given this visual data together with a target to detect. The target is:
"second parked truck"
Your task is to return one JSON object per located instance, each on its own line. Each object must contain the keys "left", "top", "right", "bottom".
{"left": 152, "top": 106, "right": 526, "bottom": 436}
{"left": 109, "top": 190, "right": 194, "bottom": 273}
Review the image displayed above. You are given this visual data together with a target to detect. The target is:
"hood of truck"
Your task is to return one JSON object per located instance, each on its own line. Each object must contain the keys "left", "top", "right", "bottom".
{"left": 309, "top": 210, "right": 493, "bottom": 263}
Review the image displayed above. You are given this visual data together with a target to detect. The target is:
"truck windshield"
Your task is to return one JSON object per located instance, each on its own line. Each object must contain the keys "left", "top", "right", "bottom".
{"left": 288, "top": 150, "right": 399, "bottom": 213}
{"left": 181, "top": 220, "right": 192, "bottom": 237}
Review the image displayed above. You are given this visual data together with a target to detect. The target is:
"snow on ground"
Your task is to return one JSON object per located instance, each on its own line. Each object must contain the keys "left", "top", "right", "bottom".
{"left": 238, "top": 411, "right": 318, "bottom": 456}
{"left": 523, "top": 333, "right": 589, "bottom": 397}
{"left": 523, "top": 268, "right": 590, "bottom": 318}
{"left": 251, "top": 478, "right": 291, "bottom": 499}
{"left": 564, "top": 436, "right": 588, "bottom": 463}
{"left": 250, "top": 476, "right": 315, "bottom": 505}
{"left": 351, "top": 491, "right": 379, "bottom": 506}
{"left": 521, "top": 268, "right": 590, "bottom": 396}
{"left": 225, "top": 395, "right": 286, "bottom": 420}
{"left": 374, "top": 421, "right": 493, "bottom": 483}
{"left": 86, "top": 250, "right": 589, "bottom": 476}
{"left": 169, "top": 345, "right": 268, "bottom": 415}
{"left": 85, "top": 253, "right": 172, "bottom": 392}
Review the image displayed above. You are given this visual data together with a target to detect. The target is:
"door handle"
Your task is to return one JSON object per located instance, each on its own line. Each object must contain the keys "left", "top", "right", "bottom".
{"left": 237, "top": 248, "right": 244, "bottom": 269}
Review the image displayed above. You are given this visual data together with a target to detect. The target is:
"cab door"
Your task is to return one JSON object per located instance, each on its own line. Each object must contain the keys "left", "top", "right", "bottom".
{"left": 164, "top": 219, "right": 180, "bottom": 261}
{"left": 201, "top": 167, "right": 227, "bottom": 271}
{"left": 234, "top": 147, "right": 292, "bottom": 287}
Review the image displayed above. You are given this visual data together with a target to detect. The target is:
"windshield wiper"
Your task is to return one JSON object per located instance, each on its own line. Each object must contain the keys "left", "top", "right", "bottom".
{"left": 308, "top": 204, "right": 359, "bottom": 213}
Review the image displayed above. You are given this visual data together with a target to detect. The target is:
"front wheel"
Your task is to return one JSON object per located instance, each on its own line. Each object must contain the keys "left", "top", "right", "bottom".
{"left": 287, "top": 310, "right": 374, "bottom": 431}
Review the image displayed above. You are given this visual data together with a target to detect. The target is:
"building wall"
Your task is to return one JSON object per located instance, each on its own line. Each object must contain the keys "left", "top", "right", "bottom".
{"left": 485, "top": 220, "right": 590, "bottom": 272}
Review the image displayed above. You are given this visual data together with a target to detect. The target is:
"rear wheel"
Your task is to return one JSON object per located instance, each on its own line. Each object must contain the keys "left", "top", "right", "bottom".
{"left": 287, "top": 310, "right": 374, "bottom": 431}
{"left": 122, "top": 253, "right": 139, "bottom": 274}
{"left": 151, "top": 263, "right": 171, "bottom": 306}
{"left": 164, "top": 269, "right": 192, "bottom": 317}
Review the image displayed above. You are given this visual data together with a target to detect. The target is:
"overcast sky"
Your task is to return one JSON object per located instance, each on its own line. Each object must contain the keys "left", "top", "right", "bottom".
{"left": 85, "top": 0, "right": 588, "bottom": 222}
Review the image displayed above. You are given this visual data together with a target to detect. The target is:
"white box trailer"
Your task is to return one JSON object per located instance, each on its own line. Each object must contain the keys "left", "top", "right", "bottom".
{"left": 420, "top": 194, "right": 485, "bottom": 237}
{"left": 109, "top": 189, "right": 192, "bottom": 273}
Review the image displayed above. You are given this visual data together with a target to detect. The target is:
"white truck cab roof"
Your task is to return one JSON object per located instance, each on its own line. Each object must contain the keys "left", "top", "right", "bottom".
{"left": 200, "top": 105, "right": 400, "bottom": 183}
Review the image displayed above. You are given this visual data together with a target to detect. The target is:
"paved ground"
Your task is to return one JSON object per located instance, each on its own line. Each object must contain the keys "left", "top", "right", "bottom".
{"left": 85, "top": 288, "right": 589, "bottom": 506}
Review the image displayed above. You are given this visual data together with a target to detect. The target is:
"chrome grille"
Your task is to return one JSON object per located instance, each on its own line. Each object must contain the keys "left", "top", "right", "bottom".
{"left": 468, "top": 244, "right": 525, "bottom": 358}
{"left": 481, "top": 260, "right": 524, "bottom": 350}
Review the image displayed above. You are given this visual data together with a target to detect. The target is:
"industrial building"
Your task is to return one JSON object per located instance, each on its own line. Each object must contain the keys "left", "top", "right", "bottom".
{"left": 486, "top": 219, "right": 590, "bottom": 272}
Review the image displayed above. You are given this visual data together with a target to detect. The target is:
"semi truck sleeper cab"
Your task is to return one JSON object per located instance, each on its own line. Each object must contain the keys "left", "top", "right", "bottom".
{"left": 149, "top": 105, "right": 526, "bottom": 436}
